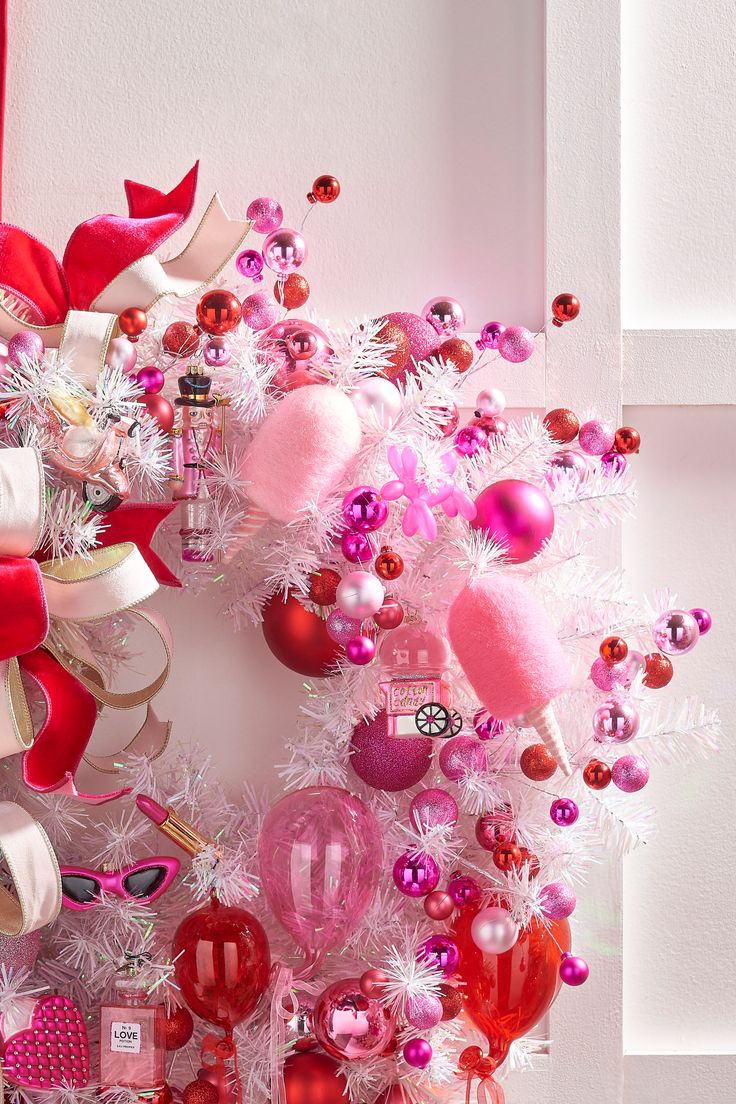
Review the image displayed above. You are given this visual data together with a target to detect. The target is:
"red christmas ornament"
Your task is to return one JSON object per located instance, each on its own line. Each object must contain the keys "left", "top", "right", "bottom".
{"left": 543, "top": 408, "right": 579, "bottom": 443}
{"left": 438, "top": 982, "right": 464, "bottom": 1021}
{"left": 283, "top": 1051, "right": 348, "bottom": 1104}
{"left": 275, "top": 274, "right": 310, "bottom": 310}
{"left": 643, "top": 651, "right": 674, "bottom": 689}
{"left": 138, "top": 392, "right": 175, "bottom": 433}
{"left": 373, "top": 317, "right": 411, "bottom": 380}
{"left": 359, "top": 968, "right": 389, "bottom": 998}
{"left": 551, "top": 293, "right": 580, "bottom": 327}
{"left": 307, "top": 175, "right": 341, "bottom": 204}
{"left": 518, "top": 848, "right": 540, "bottom": 877}
{"left": 164, "top": 1005, "right": 194, "bottom": 1050}
{"left": 182, "top": 1081, "right": 218, "bottom": 1104}
{"left": 475, "top": 808, "right": 515, "bottom": 851}
{"left": 308, "top": 569, "right": 342, "bottom": 607}
{"left": 614, "top": 426, "right": 641, "bottom": 454}
{"left": 373, "top": 596, "right": 405, "bottom": 630}
{"left": 375, "top": 547, "right": 404, "bottom": 581}
{"left": 173, "top": 897, "right": 270, "bottom": 1029}
{"left": 519, "top": 743, "right": 557, "bottom": 781}
{"left": 163, "top": 321, "right": 200, "bottom": 358}
{"left": 196, "top": 290, "right": 242, "bottom": 335}
{"left": 262, "top": 590, "right": 341, "bottom": 677}
{"left": 583, "top": 758, "right": 612, "bottom": 790}
{"left": 600, "top": 636, "right": 628, "bottom": 665}
{"left": 118, "top": 306, "right": 148, "bottom": 341}
{"left": 438, "top": 337, "right": 474, "bottom": 374}
{"left": 492, "top": 843, "right": 522, "bottom": 872}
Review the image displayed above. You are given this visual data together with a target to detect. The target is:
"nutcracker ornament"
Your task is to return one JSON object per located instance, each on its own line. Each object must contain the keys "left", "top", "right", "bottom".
{"left": 378, "top": 623, "right": 462, "bottom": 739}
{"left": 170, "top": 365, "right": 227, "bottom": 563}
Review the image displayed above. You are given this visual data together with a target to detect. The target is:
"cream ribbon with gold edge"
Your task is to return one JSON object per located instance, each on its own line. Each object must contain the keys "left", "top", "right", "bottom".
{"left": 0, "top": 448, "right": 172, "bottom": 802}
{"left": 0, "top": 802, "right": 61, "bottom": 938}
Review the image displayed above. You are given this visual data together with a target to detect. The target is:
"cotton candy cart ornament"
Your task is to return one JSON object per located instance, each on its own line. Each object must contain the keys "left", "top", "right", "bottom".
{"left": 448, "top": 575, "right": 573, "bottom": 775}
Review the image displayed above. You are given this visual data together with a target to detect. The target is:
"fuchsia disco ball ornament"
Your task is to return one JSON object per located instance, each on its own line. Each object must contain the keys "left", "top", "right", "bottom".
{"left": 471, "top": 479, "right": 554, "bottom": 563}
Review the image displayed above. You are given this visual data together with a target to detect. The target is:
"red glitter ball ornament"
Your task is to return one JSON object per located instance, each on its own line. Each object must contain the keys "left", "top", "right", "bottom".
{"left": 308, "top": 175, "right": 341, "bottom": 204}
{"left": 163, "top": 321, "right": 200, "bottom": 358}
{"left": 274, "top": 274, "right": 310, "bottom": 309}
{"left": 438, "top": 337, "right": 474, "bottom": 374}
{"left": 600, "top": 636, "right": 628, "bottom": 665}
{"left": 308, "top": 568, "right": 342, "bottom": 606}
{"left": 583, "top": 758, "right": 612, "bottom": 790}
{"left": 543, "top": 408, "right": 579, "bottom": 443}
{"left": 373, "top": 318, "right": 412, "bottom": 380}
{"left": 551, "top": 292, "right": 581, "bottom": 327}
{"left": 375, "top": 547, "right": 404, "bottom": 581}
{"left": 196, "top": 290, "right": 242, "bottom": 335}
{"left": 118, "top": 306, "right": 147, "bottom": 341}
{"left": 643, "top": 652, "right": 674, "bottom": 689}
{"left": 614, "top": 426, "right": 641, "bottom": 454}
{"left": 519, "top": 743, "right": 557, "bottom": 781}
{"left": 164, "top": 1005, "right": 194, "bottom": 1050}
{"left": 438, "top": 983, "right": 464, "bottom": 1021}
{"left": 492, "top": 843, "right": 522, "bottom": 872}
{"left": 183, "top": 1081, "right": 218, "bottom": 1104}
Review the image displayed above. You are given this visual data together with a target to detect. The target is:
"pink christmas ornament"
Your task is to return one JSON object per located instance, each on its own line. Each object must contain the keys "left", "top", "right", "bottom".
{"left": 242, "top": 385, "right": 361, "bottom": 524}
{"left": 559, "top": 952, "right": 589, "bottom": 986}
{"left": 203, "top": 336, "right": 232, "bottom": 367}
{"left": 471, "top": 479, "right": 554, "bottom": 563}
{"left": 313, "top": 978, "right": 394, "bottom": 1060}
{"left": 8, "top": 330, "right": 44, "bottom": 365}
{"left": 373, "top": 596, "right": 405, "bottom": 630}
{"left": 476, "top": 321, "right": 505, "bottom": 350}
{"left": 473, "top": 709, "right": 505, "bottom": 740}
{"left": 545, "top": 449, "right": 587, "bottom": 489}
{"left": 590, "top": 656, "right": 632, "bottom": 692}
{"left": 326, "top": 610, "right": 362, "bottom": 645}
{"left": 393, "top": 851, "right": 440, "bottom": 897}
{"left": 0, "top": 995, "right": 90, "bottom": 1091}
{"left": 235, "top": 248, "right": 264, "bottom": 281}
{"left": 454, "top": 424, "right": 488, "bottom": 458}
{"left": 611, "top": 754, "right": 649, "bottom": 792}
{"left": 550, "top": 798, "right": 579, "bottom": 827}
{"left": 447, "top": 874, "right": 481, "bottom": 908}
{"left": 262, "top": 227, "right": 307, "bottom": 275}
{"left": 350, "top": 711, "right": 432, "bottom": 791}
{"left": 105, "top": 335, "right": 137, "bottom": 374}
{"left": 241, "top": 291, "right": 280, "bottom": 331}
{"left": 360, "top": 969, "right": 389, "bottom": 998}
{"left": 470, "top": 907, "right": 519, "bottom": 954}
{"left": 592, "top": 699, "right": 640, "bottom": 743}
{"left": 405, "top": 993, "right": 443, "bottom": 1031}
{"left": 346, "top": 635, "right": 375, "bottom": 666}
{"left": 539, "top": 881, "right": 576, "bottom": 920}
{"left": 0, "top": 930, "right": 41, "bottom": 973}
{"left": 336, "top": 571, "right": 385, "bottom": 618}
{"left": 438, "top": 735, "right": 488, "bottom": 781}
{"left": 578, "top": 419, "right": 616, "bottom": 456}
{"left": 424, "top": 890, "right": 455, "bottom": 921}
{"left": 246, "top": 196, "right": 284, "bottom": 234}
{"left": 258, "top": 787, "right": 381, "bottom": 970}
{"left": 418, "top": 934, "right": 460, "bottom": 976}
{"left": 409, "top": 788, "right": 458, "bottom": 830}
{"left": 341, "top": 531, "right": 372, "bottom": 563}
{"left": 652, "top": 609, "right": 700, "bottom": 655}
{"left": 422, "top": 296, "right": 466, "bottom": 336}
{"left": 403, "top": 1038, "right": 432, "bottom": 1069}
{"left": 601, "top": 450, "right": 627, "bottom": 476}
{"left": 689, "top": 607, "right": 712, "bottom": 635}
{"left": 476, "top": 388, "right": 506, "bottom": 415}
{"left": 448, "top": 576, "right": 572, "bottom": 774}
{"left": 497, "top": 325, "right": 535, "bottom": 363}
{"left": 383, "top": 311, "right": 440, "bottom": 368}
{"left": 351, "top": 376, "right": 402, "bottom": 426}
{"left": 135, "top": 366, "right": 164, "bottom": 394}
{"left": 342, "top": 486, "right": 389, "bottom": 532}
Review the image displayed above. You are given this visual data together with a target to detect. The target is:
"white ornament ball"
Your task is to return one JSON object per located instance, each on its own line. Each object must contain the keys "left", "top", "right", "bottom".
{"left": 351, "top": 377, "right": 403, "bottom": 427}
{"left": 476, "top": 388, "right": 506, "bottom": 416}
{"left": 105, "top": 335, "right": 137, "bottom": 374}
{"left": 470, "top": 906, "right": 519, "bottom": 954}
{"left": 336, "top": 571, "right": 385, "bottom": 618}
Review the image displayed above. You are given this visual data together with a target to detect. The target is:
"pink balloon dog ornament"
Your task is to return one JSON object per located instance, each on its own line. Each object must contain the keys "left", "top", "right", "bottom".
{"left": 448, "top": 575, "right": 573, "bottom": 774}
{"left": 381, "top": 445, "right": 476, "bottom": 540}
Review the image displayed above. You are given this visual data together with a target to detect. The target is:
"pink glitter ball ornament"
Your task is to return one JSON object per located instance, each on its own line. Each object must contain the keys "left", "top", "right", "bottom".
{"left": 405, "top": 993, "right": 443, "bottom": 1031}
{"left": 539, "top": 881, "right": 576, "bottom": 920}
{"left": 246, "top": 196, "right": 283, "bottom": 234}
{"left": 578, "top": 419, "right": 616, "bottom": 456}
{"left": 0, "top": 929, "right": 41, "bottom": 972}
{"left": 8, "top": 330, "right": 44, "bottom": 365}
{"left": 409, "top": 788, "right": 459, "bottom": 830}
{"left": 497, "top": 325, "right": 535, "bottom": 363}
{"left": 611, "top": 754, "right": 649, "bottom": 792}
{"left": 326, "top": 609, "right": 362, "bottom": 645}
{"left": 350, "top": 711, "right": 432, "bottom": 791}
{"left": 383, "top": 312, "right": 440, "bottom": 371}
{"left": 439, "top": 735, "right": 488, "bottom": 781}
{"left": 590, "top": 656, "right": 632, "bottom": 692}
{"left": 241, "top": 291, "right": 280, "bottom": 331}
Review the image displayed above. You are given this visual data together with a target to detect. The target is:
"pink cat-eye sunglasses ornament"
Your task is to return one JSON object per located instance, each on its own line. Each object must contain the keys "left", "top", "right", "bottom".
{"left": 59, "top": 857, "right": 180, "bottom": 910}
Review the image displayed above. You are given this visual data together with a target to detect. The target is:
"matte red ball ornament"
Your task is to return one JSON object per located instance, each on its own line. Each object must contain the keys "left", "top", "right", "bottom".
{"left": 643, "top": 651, "right": 674, "bottom": 689}
{"left": 424, "top": 890, "right": 455, "bottom": 921}
{"left": 519, "top": 743, "right": 557, "bottom": 781}
{"left": 173, "top": 897, "right": 270, "bottom": 1029}
{"left": 375, "top": 547, "right": 404, "bottom": 581}
{"left": 583, "top": 758, "right": 611, "bottom": 790}
{"left": 138, "top": 392, "right": 175, "bottom": 433}
{"left": 543, "top": 408, "right": 579, "bottom": 443}
{"left": 614, "top": 426, "right": 641, "bottom": 454}
{"left": 164, "top": 1005, "right": 194, "bottom": 1050}
{"left": 373, "top": 596, "right": 405, "bottom": 630}
{"left": 551, "top": 293, "right": 580, "bottom": 327}
{"left": 438, "top": 337, "right": 474, "bottom": 373}
{"left": 275, "top": 274, "right": 311, "bottom": 309}
{"left": 308, "top": 569, "right": 342, "bottom": 607}
{"left": 359, "top": 968, "right": 389, "bottom": 998}
{"left": 196, "top": 290, "right": 242, "bottom": 335}
{"left": 163, "top": 321, "right": 200, "bottom": 358}
{"left": 262, "top": 590, "right": 341, "bottom": 677}
{"left": 118, "top": 306, "right": 148, "bottom": 341}
{"left": 283, "top": 1051, "right": 348, "bottom": 1104}
{"left": 600, "top": 636, "right": 628, "bottom": 665}
{"left": 182, "top": 1080, "right": 219, "bottom": 1104}
{"left": 308, "top": 175, "right": 341, "bottom": 204}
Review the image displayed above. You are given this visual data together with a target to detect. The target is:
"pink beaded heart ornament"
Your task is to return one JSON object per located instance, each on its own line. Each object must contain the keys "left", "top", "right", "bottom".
{"left": 1, "top": 995, "right": 90, "bottom": 1090}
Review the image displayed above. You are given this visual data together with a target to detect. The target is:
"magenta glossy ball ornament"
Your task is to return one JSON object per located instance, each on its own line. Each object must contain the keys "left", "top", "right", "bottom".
{"left": 286, "top": 329, "right": 319, "bottom": 361}
{"left": 341, "top": 531, "right": 372, "bottom": 564}
{"left": 403, "top": 1038, "right": 433, "bottom": 1069}
{"left": 559, "top": 952, "right": 589, "bottom": 986}
{"left": 689, "top": 607, "right": 712, "bottom": 635}
{"left": 8, "top": 330, "right": 45, "bottom": 364}
{"left": 393, "top": 852, "right": 440, "bottom": 898}
{"left": 423, "top": 296, "right": 465, "bottom": 337}
{"left": 235, "top": 248, "right": 264, "bottom": 281}
{"left": 409, "top": 788, "right": 458, "bottom": 831}
{"left": 652, "top": 609, "right": 700, "bottom": 655}
{"left": 550, "top": 798, "right": 579, "bottom": 827}
{"left": 471, "top": 479, "right": 554, "bottom": 563}
{"left": 350, "top": 712, "right": 432, "bottom": 792}
{"left": 593, "top": 699, "right": 640, "bottom": 743}
{"left": 611, "top": 754, "right": 649, "bottom": 793}
{"left": 539, "top": 881, "right": 576, "bottom": 920}
{"left": 423, "top": 890, "right": 455, "bottom": 921}
{"left": 203, "top": 336, "right": 232, "bottom": 368}
{"left": 262, "top": 228, "right": 307, "bottom": 275}
{"left": 578, "top": 419, "right": 616, "bottom": 456}
{"left": 470, "top": 907, "right": 519, "bottom": 954}
{"left": 136, "top": 366, "right": 165, "bottom": 394}
{"left": 405, "top": 993, "right": 443, "bottom": 1031}
{"left": 241, "top": 291, "right": 280, "bottom": 332}
{"left": 313, "top": 977, "right": 394, "bottom": 1060}
{"left": 476, "top": 388, "right": 506, "bottom": 415}
{"left": 336, "top": 571, "right": 385, "bottom": 618}
{"left": 325, "top": 610, "right": 363, "bottom": 645}
{"left": 418, "top": 934, "right": 460, "bottom": 976}
{"left": 545, "top": 449, "right": 587, "bottom": 489}
{"left": 473, "top": 709, "right": 505, "bottom": 740}
{"left": 601, "top": 450, "right": 627, "bottom": 476}
{"left": 454, "top": 424, "right": 488, "bottom": 458}
{"left": 447, "top": 874, "right": 481, "bottom": 909}
{"left": 105, "top": 335, "right": 138, "bottom": 374}
{"left": 497, "top": 325, "right": 535, "bottom": 363}
{"left": 373, "top": 596, "right": 405, "bottom": 630}
{"left": 246, "top": 196, "right": 283, "bottom": 234}
{"left": 476, "top": 322, "right": 506, "bottom": 351}
{"left": 346, "top": 635, "right": 376, "bottom": 666}
{"left": 439, "top": 736, "right": 488, "bottom": 781}
{"left": 342, "top": 486, "right": 389, "bottom": 533}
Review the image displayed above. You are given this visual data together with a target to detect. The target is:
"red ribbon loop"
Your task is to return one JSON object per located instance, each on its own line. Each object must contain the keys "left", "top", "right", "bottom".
{"left": 0, "top": 556, "right": 48, "bottom": 658}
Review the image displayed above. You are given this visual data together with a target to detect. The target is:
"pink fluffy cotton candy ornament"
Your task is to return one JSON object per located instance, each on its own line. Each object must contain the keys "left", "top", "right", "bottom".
{"left": 239, "top": 385, "right": 361, "bottom": 539}
{"left": 448, "top": 575, "right": 573, "bottom": 775}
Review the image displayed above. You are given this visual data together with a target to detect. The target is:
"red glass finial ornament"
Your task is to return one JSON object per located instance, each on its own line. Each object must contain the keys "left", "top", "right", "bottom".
{"left": 118, "top": 307, "right": 148, "bottom": 341}
{"left": 551, "top": 293, "right": 581, "bottom": 327}
{"left": 307, "top": 175, "right": 341, "bottom": 204}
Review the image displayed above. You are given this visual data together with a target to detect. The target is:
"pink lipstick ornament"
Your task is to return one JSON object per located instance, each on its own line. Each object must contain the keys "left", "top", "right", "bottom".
{"left": 448, "top": 576, "right": 572, "bottom": 775}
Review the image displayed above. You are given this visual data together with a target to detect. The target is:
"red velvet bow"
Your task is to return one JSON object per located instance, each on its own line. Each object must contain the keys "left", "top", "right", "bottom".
{"left": 458, "top": 1047, "right": 505, "bottom": 1104}
{"left": 0, "top": 163, "right": 198, "bottom": 323}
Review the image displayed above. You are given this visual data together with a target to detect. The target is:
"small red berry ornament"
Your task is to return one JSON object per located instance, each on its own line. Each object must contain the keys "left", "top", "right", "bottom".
{"left": 196, "top": 290, "right": 242, "bottom": 335}
{"left": 164, "top": 1005, "right": 194, "bottom": 1050}
{"left": 543, "top": 408, "right": 579, "bottom": 443}
{"left": 308, "top": 569, "right": 342, "bottom": 607}
{"left": 519, "top": 743, "right": 557, "bottom": 781}
{"left": 583, "top": 758, "right": 612, "bottom": 790}
{"left": 118, "top": 306, "right": 148, "bottom": 341}
{"left": 600, "top": 636, "right": 628, "bottom": 665}
{"left": 643, "top": 652, "right": 674, "bottom": 689}
{"left": 551, "top": 292, "right": 580, "bottom": 326}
